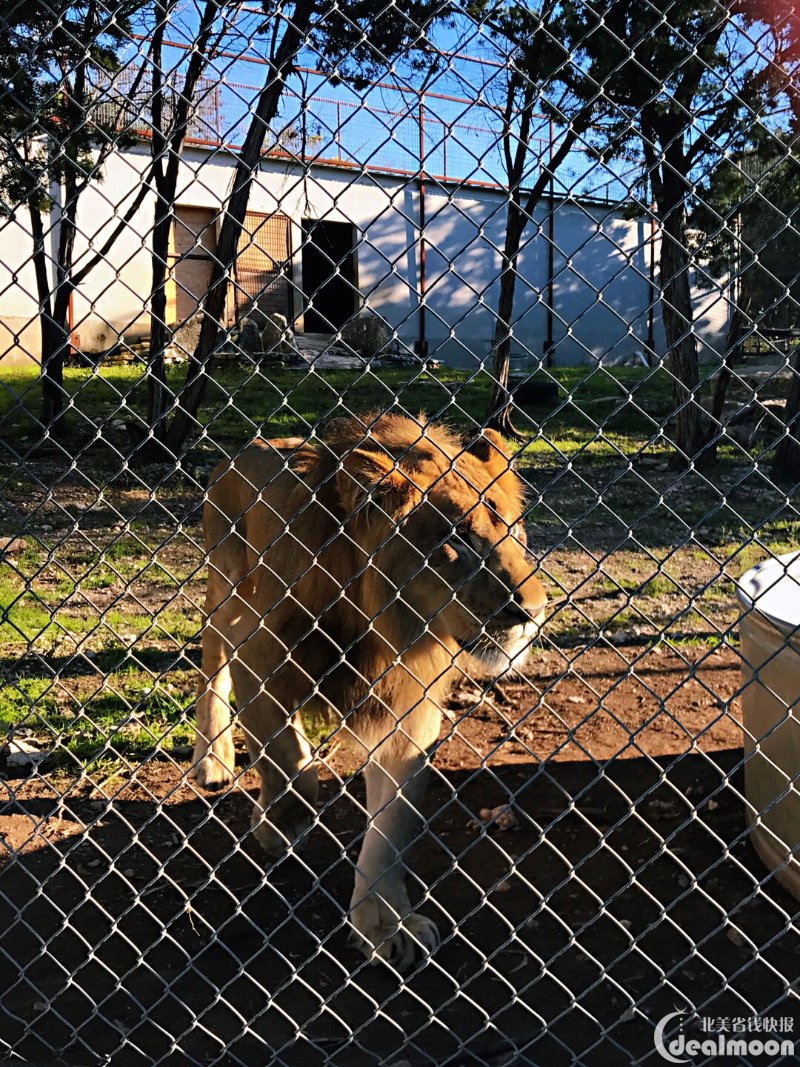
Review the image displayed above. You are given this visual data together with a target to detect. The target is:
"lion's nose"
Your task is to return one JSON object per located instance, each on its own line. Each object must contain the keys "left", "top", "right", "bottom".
{"left": 507, "top": 589, "right": 544, "bottom": 625}
{"left": 506, "top": 598, "right": 532, "bottom": 625}
{"left": 507, "top": 584, "right": 550, "bottom": 623}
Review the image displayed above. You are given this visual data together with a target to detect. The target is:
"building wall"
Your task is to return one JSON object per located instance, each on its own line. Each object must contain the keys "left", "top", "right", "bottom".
{"left": 71, "top": 150, "right": 156, "bottom": 351}
{"left": 0, "top": 144, "right": 730, "bottom": 367}
{"left": 0, "top": 210, "right": 52, "bottom": 368}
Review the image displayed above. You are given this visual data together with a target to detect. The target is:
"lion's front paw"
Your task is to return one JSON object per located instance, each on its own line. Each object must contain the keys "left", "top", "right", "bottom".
{"left": 251, "top": 804, "right": 314, "bottom": 858}
{"left": 189, "top": 739, "right": 236, "bottom": 790}
{"left": 349, "top": 901, "right": 440, "bottom": 972}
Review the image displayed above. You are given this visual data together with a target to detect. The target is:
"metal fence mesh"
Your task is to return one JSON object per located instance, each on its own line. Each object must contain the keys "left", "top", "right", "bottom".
{"left": 2, "top": 0, "right": 800, "bottom": 1063}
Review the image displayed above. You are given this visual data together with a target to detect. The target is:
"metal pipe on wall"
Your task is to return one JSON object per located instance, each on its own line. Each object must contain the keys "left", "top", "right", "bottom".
{"left": 416, "top": 98, "right": 428, "bottom": 358}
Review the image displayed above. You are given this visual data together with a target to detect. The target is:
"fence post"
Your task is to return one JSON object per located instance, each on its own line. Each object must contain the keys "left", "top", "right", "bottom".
{"left": 647, "top": 195, "right": 656, "bottom": 361}
{"left": 416, "top": 97, "right": 427, "bottom": 359}
{"left": 545, "top": 120, "right": 555, "bottom": 369}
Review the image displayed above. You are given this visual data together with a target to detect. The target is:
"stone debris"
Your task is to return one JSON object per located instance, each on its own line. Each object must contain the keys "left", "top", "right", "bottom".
{"left": 5, "top": 737, "right": 50, "bottom": 769}
{"left": 468, "top": 805, "right": 520, "bottom": 833}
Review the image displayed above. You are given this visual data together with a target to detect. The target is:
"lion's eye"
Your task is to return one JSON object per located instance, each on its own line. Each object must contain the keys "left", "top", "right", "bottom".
{"left": 467, "top": 531, "right": 484, "bottom": 554}
{"left": 485, "top": 503, "right": 504, "bottom": 527}
{"left": 450, "top": 526, "right": 483, "bottom": 556}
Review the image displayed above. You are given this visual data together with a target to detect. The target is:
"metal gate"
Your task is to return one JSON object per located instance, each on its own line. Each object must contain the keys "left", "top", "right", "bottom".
{"left": 233, "top": 212, "right": 293, "bottom": 325}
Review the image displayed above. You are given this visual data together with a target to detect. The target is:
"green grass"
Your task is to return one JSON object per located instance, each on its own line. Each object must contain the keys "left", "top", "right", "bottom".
{"left": 0, "top": 362, "right": 676, "bottom": 457}
{"left": 100, "top": 534, "right": 153, "bottom": 562}
{"left": 1, "top": 571, "right": 198, "bottom": 642}
{"left": 640, "top": 575, "right": 681, "bottom": 597}
{"left": 0, "top": 677, "right": 60, "bottom": 729}
{"left": 519, "top": 365, "right": 674, "bottom": 444}
{"left": 0, "top": 661, "right": 342, "bottom": 773}
{"left": 0, "top": 575, "right": 55, "bottom": 644}
{"left": 723, "top": 531, "right": 800, "bottom": 577}
{"left": 596, "top": 573, "right": 681, "bottom": 597}
{"left": 82, "top": 567, "right": 118, "bottom": 590}
{"left": 665, "top": 633, "right": 737, "bottom": 651}
{"left": 1, "top": 668, "right": 197, "bottom": 768}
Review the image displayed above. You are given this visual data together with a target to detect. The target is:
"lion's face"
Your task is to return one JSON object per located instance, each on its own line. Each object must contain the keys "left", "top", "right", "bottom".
{"left": 401, "top": 455, "right": 546, "bottom": 674}
{"left": 337, "top": 427, "right": 547, "bottom": 676}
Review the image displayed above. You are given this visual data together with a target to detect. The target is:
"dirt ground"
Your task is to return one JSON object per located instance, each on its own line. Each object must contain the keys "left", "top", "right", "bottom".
{"left": 3, "top": 642, "right": 800, "bottom": 1066}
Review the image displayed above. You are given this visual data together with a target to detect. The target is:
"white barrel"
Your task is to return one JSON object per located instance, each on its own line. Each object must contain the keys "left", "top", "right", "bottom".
{"left": 736, "top": 550, "right": 800, "bottom": 899}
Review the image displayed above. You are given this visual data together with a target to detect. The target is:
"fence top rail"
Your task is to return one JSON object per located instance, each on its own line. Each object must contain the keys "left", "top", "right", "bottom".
{"left": 99, "top": 52, "right": 643, "bottom": 204}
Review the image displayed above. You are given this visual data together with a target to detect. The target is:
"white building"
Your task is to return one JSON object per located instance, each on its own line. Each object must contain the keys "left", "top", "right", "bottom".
{"left": 0, "top": 138, "right": 730, "bottom": 369}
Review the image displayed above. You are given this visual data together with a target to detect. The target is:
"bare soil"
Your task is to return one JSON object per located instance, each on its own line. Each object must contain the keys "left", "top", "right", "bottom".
{"left": 3, "top": 643, "right": 799, "bottom": 1066}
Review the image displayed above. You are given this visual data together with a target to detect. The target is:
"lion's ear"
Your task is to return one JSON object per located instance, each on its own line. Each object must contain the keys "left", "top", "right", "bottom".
{"left": 336, "top": 449, "right": 421, "bottom": 516}
{"left": 467, "top": 428, "right": 512, "bottom": 468}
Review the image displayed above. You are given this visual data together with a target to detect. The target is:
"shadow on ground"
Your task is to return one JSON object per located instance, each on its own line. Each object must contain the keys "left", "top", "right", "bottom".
{"left": 2, "top": 747, "right": 799, "bottom": 1066}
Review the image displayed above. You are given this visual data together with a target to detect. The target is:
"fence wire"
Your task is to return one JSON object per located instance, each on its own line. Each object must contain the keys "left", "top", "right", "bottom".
{"left": 1, "top": 0, "right": 800, "bottom": 1064}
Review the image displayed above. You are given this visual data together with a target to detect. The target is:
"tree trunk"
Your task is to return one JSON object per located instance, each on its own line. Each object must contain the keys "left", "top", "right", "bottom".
{"left": 164, "top": 0, "right": 315, "bottom": 454}
{"left": 22, "top": 2, "right": 151, "bottom": 445}
{"left": 710, "top": 304, "right": 746, "bottom": 423}
{"left": 657, "top": 167, "right": 703, "bottom": 464}
{"left": 488, "top": 203, "right": 527, "bottom": 436}
{"left": 139, "top": 0, "right": 222, "bottom": 461}
{"left": 146, "top": 205, "right": 173, "bottom": 451}
{"left": 143, "top": 1, "right": 171, "bottom": 455}
{"left": 773, "top": 345, "right": 800, "bottom": 480}
{"left": 485, "top": 115, "right": 587, "bottom": 438}
{"left": 699, "top": 300, "right": 749, "bottom": 465}
{"left": 40, "top": 317, "right": 69, "bottom": 437}
{"left": 30, "top": 200, "right": 69, "bottom": 439}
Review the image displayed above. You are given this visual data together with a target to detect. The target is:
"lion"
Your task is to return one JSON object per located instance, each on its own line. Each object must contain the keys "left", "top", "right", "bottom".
{"left": 190, "top": 413, "right": 547, "bottom": 971}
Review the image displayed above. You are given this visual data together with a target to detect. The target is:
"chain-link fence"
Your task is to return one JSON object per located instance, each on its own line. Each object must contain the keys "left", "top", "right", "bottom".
{"left": 2, "top": 1, "right": 800, "bottom": 1063}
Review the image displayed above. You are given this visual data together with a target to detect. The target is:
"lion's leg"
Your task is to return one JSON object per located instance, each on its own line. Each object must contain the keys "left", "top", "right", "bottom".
{"left": 191, "top": 566, "right": 241, "bottom": 789}
{"left": 349, "top": 703, "right": 442, "bottom": 971}
{"left": 231, "top": 655, "right": 319, "bottom": 857}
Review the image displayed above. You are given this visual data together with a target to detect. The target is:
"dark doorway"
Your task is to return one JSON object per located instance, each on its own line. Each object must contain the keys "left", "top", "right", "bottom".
{"left": 301, "top": 219, "right": 357, "bottom": 333}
